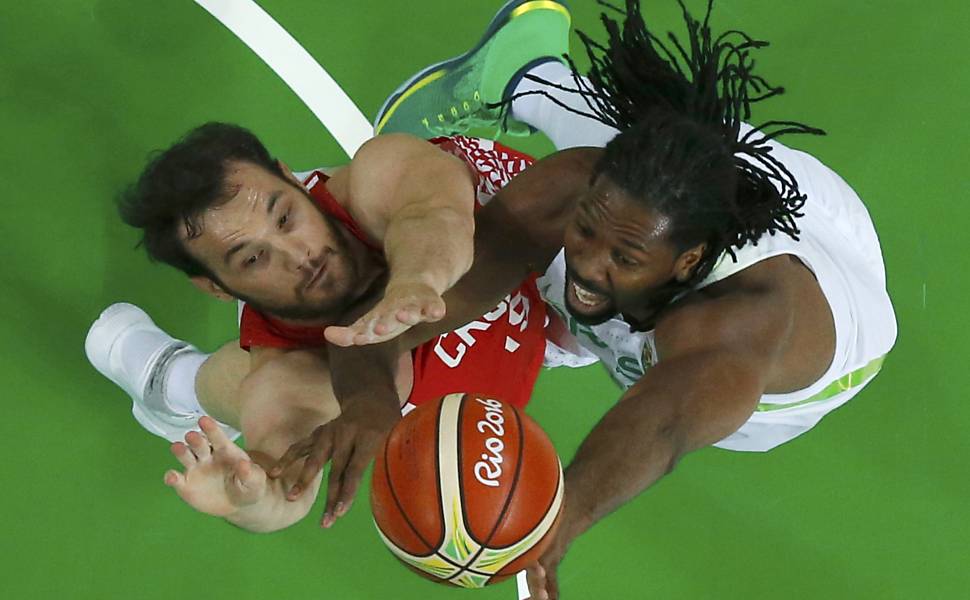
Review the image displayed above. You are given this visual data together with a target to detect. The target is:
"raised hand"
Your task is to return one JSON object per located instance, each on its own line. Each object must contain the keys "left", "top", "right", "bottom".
{"left": 268, "top": 393, "right": 400, "bottom": 528}
{"left": 324, "top": 281, "right": 446, "bottom": 347}
{"left": 164, "top": 416, "right": 267, "bottom": 518}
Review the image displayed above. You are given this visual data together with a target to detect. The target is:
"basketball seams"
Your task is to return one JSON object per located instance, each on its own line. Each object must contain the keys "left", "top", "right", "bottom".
{"left": 375, "top": 394, "right": 562, "bottom": 588}
{"left": 379, "top": 400, "right": 441, "bottom": 557}
{"left": 491, "top": 424, "right": 563, "bottom": 551}
{"left": 482, "top": 401, "right": 526, "bottom": 548}
{"left": 456, "top": 392, "right": 471, "bottom": 546}
{"left": 446, "top": 398, "right": 528, "bottom": 584}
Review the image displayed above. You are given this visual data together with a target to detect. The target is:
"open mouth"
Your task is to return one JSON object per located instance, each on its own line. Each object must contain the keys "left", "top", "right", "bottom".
{"left": 565, "top": 277, "right": 612, "bottom": 314}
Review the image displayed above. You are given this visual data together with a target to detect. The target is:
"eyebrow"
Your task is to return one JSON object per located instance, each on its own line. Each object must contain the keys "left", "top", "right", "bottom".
{"left": 224, "top": 241, "right": 247, "bottom": 266}
{"left": 266, "top": 191, "right": 280, "bottom": 215}
{"left": 580, "top": 200, "right": 651, "bottom": 254}
{"left": 618, "top": 237, "right": 650, "bottom": 253}
{"left": 222, "top": 192, "right": 283, "bottom": 266}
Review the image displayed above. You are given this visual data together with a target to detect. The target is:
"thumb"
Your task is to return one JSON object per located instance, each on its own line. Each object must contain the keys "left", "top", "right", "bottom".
{"left": 233, "top": 458, "right": 265, "bottom": 491}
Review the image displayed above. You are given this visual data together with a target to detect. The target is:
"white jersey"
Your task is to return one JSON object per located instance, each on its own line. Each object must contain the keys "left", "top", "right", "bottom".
{"left": 537, "top": 131, "right": 897, "bottom": 452}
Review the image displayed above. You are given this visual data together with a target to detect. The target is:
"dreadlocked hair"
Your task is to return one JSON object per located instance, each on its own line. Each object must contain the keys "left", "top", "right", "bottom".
{"left": 512, "top": 0, "right": 825, "bottom": 284}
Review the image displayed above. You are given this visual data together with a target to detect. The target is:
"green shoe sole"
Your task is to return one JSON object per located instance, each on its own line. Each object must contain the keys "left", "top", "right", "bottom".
{"left": 374, "top": 0, "right": 571, "bottom": 138}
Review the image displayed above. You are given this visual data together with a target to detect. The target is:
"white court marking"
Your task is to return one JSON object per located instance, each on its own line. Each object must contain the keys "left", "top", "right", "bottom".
{"left": 194, "top": 0, "right": 373, "bottom": 158}
{"left": 193, "top": 1, "right": 534, "bottom": 598}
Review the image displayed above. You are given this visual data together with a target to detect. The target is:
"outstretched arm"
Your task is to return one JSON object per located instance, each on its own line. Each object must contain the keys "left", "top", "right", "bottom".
{"left": 275, "top": 149, "right": 596, "bottom": 524}
{"left": 333, "top": 146, "right": 594, "bottom": 348}
{"left": 326, "top": 134, "right": 477, "bottom": 345}
{"left": 525, "top": 291, "right": 789, "bottom": 599}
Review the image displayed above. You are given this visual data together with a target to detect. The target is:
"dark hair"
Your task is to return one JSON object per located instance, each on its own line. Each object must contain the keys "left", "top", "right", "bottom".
{"left": 594, "top": 113, "right": 739, "bottom": 281}
{"left": 511, "top": 0, "right": 825, "bottom": 284}
{"left": 118, "top": 122, "right": 284, "bottom": 276}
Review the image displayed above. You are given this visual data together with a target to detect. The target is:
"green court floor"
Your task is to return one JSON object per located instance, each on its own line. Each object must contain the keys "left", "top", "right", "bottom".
{"left": 2, "top": 1, "right": 967, "bottom": 598}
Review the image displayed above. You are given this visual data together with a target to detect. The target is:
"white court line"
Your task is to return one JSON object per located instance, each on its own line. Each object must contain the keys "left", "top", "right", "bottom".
{"left": 193, "top": 1, "right": 533, "bottom": 597}
{"left": 194, "top": 0, "right": 373, "bottom": 158}
{"left": 517, "top": 570, "right": 532, "bottom": 599}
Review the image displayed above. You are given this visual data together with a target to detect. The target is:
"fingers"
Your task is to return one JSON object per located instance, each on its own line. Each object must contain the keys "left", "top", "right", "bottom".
{"left": 334, "top": 449, "right": 369, "bottom": 516}
{"left": 184, "top": 430, "right": 211, "bottom": 460}
{"left": 526, "top": 564, "right": 549, "bottom": 600}
{"left": 232, "top": 458, "right": 265, "bottom": 491}
{"left": 287, "top": 427, "right": 334, "bottom": 499}
{"left": 171, "top": 442, "right": 196, "bottom": 468}
{"left": 545, "top": 563, "right": 559, "bottom": 600}
{"left": 198, "top": 416, "right": 230, "bottom": 449}
{"left": 323, "top": 325, "right": 356, "bottom": 347}
{"left": 417, "top": 297, "right": 446, "bottom": 322}
{"left": 326, "top": 293, "right": 446, "bottom": 347}
{"left": 163, "top": 469, "right": 184, "bottom": 489}
{"left": 270, "top": 428, "right": 319, "bottom": 478}
{"left": 320, "top": 428, "right": 354, "bottom": 527}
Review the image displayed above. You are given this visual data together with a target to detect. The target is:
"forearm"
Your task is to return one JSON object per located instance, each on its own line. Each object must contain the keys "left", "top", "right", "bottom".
{"left": 562, "top": 351, "right": 763, "bottom": 539}
{"left": 328, "top": 341, "right": 403, "bottom": 410}
{"left": 562, "top": 394, "right": 685, "bottom": 538}
{"left": 383, "top": 205, "right": 474, "bottom": 294}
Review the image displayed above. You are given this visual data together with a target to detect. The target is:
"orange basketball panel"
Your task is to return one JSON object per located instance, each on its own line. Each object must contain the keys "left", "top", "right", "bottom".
{"left": 371, "top": 396, "right": 446, "bottom": 556}
{"left": 458, "top": 394, "right": 521, "bottom": 545}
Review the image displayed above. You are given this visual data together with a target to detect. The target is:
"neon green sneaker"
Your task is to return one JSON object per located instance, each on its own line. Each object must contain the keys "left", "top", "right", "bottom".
{"left": 374, "top": 0, "right": 571, "bottom": 138}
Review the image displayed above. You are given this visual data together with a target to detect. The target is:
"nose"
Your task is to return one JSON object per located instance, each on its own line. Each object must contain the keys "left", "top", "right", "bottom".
{"left": 567, "top": 239, "right": 610, "bottom": 292}
{"left": 278, "top": 235, "right": 314, "bottom": 273}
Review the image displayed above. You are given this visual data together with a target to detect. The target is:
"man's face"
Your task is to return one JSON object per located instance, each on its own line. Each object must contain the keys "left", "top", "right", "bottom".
{"left": 182, "top": 161, "right": 375, "bottom": 322}
{"left": 562, "top": 175, "right": 697, "bottom": 327}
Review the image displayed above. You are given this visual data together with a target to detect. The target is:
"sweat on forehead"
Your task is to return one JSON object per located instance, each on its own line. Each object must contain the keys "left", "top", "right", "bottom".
{"left": 584, "top": 176, "right": 674, "bottom": 240}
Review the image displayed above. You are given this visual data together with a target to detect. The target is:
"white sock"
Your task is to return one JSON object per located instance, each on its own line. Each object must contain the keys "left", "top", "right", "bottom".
{"left": 510, "top": 61, "right": 620, "bottom": 150}
{"left": 118, "top": 325, "right": 207, "bottom": 417}
{"left": 163, "top": 349, "right": 208, "bottom": 417}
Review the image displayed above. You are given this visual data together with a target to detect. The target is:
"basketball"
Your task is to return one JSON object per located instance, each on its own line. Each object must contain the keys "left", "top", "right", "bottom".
{"left": 370, "top": 393, "right": 563, "bottom": 588}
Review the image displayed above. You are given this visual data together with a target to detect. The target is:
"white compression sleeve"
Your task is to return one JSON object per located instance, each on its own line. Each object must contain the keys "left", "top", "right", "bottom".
{"left": 510, "top": 61, "right": 619, "bottom": 150}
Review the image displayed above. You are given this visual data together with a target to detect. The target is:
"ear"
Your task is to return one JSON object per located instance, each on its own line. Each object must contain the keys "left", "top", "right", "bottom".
{"left": 673, "top": 243, "right": 707, "bottom": 283}
{"left": 277, "top": 160, "right": 303, "bottom": 187}
{"left": 189, "top": 276, "right": 235, "bottom": 302}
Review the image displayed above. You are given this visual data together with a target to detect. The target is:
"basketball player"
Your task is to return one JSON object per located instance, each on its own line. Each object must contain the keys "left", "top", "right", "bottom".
{"left": 280, "top": 1, "right": 897, "bottom": 597}
{"left": 86, "top": 125, "right": 594, "bottom": 529}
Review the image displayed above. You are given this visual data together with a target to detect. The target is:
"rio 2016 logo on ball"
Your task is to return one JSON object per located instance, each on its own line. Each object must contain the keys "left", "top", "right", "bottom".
{"left": 370, "top": 393, "right": 563, "bottom": 588}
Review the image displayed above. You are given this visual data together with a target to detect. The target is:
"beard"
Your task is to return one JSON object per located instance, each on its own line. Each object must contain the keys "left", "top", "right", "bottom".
{"left": 563, "top": 269, "right": 688, "bottom": 332}
{"left": 564, "top": 293, "right": 618, "bottom": 327}
{"left": 226, "top": 285, "right": 345, "bottom": 322}
{"left": 214, "top": 192, "right": 384, "bottom": 323}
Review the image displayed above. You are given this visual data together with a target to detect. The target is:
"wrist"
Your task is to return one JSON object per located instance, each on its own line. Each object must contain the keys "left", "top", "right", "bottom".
{"left": 385, "top": 273, "right": 449, "bottom": 296}
{"left": 561, "top": 471, "right": 598, "bottom": 540}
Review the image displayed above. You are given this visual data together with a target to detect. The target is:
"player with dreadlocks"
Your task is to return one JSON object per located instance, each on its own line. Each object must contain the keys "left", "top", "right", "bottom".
{"left": 275, "top": 1, "right": 896, "bottom": 596}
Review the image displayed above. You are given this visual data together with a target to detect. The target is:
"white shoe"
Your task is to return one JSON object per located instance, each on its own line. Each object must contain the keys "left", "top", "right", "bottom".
{"left": 84, "top": 303, "right": 239, "bottom": 442}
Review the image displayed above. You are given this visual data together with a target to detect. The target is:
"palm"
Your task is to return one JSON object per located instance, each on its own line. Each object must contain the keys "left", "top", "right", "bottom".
{"left": 325, "top": 282, "right": 445, "bottom": 346}
{"left": 164, "top": 417, "right": 267, "bottom": 517}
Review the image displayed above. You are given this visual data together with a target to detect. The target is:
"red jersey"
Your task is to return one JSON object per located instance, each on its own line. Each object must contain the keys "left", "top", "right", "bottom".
{"left": 239, "top": 136, "right": 545, "bottom": 408}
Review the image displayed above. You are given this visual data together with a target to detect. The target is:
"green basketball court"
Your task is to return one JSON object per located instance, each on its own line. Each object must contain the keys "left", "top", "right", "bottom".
{"left": 2, "top": 1, "right": 966, "bottom": 598}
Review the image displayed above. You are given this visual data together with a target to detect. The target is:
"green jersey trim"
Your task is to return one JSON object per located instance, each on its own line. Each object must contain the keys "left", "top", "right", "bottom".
{"left": 755, "top": 355, "right": 886, "bottom": 412}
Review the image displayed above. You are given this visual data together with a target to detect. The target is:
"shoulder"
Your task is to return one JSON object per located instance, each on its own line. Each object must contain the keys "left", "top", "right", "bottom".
{"left": 484, "top": 147, "right": 600, "bottom": 262}
{"left": 654, "top": 257, "right": 796, "bottom": 366}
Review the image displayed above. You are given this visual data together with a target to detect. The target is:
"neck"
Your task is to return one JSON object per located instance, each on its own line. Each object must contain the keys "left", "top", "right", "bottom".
{"left": 622, "top": 279, "right": 689, "bottom": 332}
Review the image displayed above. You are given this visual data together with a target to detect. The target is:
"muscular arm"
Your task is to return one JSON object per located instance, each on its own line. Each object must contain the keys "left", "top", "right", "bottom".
{"left": 282, "top": 149, "right": 595, "bottom": 517}
{"left": 398, "top": 147, "right": 594, "bottom": 347}
{"left": 558, "top": 289, "right": 792, "bottom": 540}
{"left": 349, "top": 133, "right": 477, "bottom": 295}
